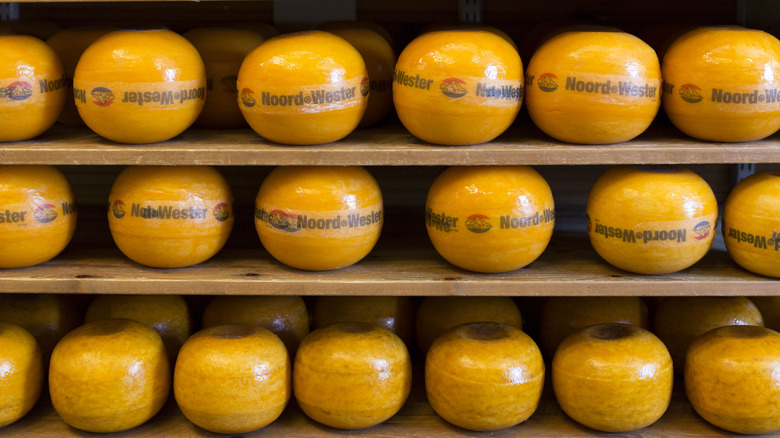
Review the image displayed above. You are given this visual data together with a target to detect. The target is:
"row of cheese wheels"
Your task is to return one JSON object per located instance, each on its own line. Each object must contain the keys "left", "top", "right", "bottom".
{"left": 1, "top": 293, "right": 779, "bottom": 434}
{"left": 2, "top": 22, "right": 780, "bottom": 145}
{"left": 0, "top": 164, "right": 778, "bottom": 277}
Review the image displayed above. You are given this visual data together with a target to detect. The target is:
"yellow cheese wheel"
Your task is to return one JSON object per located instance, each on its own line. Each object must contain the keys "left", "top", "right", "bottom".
{"left": 0, "top": 35, "right": 66, "bottom": 142}
{"left": 426, "top": 322, "right": 544, "bottom": 431}
{"left": 539, "top": 296, "right": 649, "bottom": 359}
{"left": 0, "top": 322, "right": 42, "bottom": 428}
{"left": 525, "top": 29, "right": 661, "bottom": 144}
{"left": 425, "top": 166, "right": 554, "bottom": 273}
{"left": 586, "top": 165, "right": 717, "bottom": 274}
{"left": 183, "top": 28, "right": 264, "bottom": 128}
{"left": 0, "top": 165, "right": 77, "bottom": 268}
{"left": 312, "top": 296, "right": 415, "bottom": 346}
{"left": 552, "top": 323, "right": 673, "bottom": 432}
{"left": 321, "top": 26, "right": 395, "bottom": 127}
{"left": 85, "top": 294, "right": 192, "bottom": 363}
{"left": 686, "top": 325, "right": 780, "bottom": 434}
{"left": 293, "top": 322, "right": 411, "bottom": 429}
{"left": 254, "top": 166, "right": 382, "bottom": 271}
{"left": 74, "top": 29, "right": 206, "bottom": 144}
{"left": 237, "top": 30, "right": 368, "bottom": 145}
{"left": 415, "top": 296, "right": 522, "bottom": 354}
{"left": 723, "top": 172, "right": 780, "bottom": 277}
{"left": 174, "top": 325, "right": 290, "bottom": 433}
{"left": 49, "top": 319, "right": 170, "bottom": 433}
{"left": 0, "top": 294, "right": 80, "bottom": 360}
{"left": 108, "top": 165, "right": 234, "bottom": 268}
{"left": 202, "top": 295, "right": 309, "bottom": 355}
{"left": 662, "top": 27, "right": 780, "bottom": 142}
{"left": 393, "top": 30, "right": 523, "bottom": 145}
{"left": 653, "top": 296, "right": 763, "bottom": 373}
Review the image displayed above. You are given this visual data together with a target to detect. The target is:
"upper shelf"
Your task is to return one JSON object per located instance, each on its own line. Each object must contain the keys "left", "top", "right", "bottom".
{"left": 5, "top": 121, "right": 780, "bottom": 166}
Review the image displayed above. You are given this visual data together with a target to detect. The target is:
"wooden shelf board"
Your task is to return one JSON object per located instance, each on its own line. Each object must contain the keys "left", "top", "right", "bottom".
{"left": 4, "top": 123, "right": 780, "bottom": 166}
{"left": 1, "top": 234, "right": 775, "bottom": 296}
{"left": 6, "top": 379, "right": 730, "bottom": 437}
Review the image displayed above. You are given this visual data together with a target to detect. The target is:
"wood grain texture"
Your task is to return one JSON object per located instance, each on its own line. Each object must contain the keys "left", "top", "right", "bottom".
{"left": 3, "top": 122, "right": 780, "bottom": 166}
{"left": 0, "top": 232, "right": 775, "bottom": 296}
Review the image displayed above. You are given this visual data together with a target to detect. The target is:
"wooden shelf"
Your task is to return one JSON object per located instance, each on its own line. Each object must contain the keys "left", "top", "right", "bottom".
{"left": 5, "top": 374, "right": 731, "bottom": 437}
{"left": 1, "top": 232, "right": 775, "bottom": 296}
{"left": 5, "top": 122, "right": 780, "bottom": 166}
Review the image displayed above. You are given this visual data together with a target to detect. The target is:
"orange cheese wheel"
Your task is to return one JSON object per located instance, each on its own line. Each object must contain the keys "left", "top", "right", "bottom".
{"left": 425, "top": 166, "right": 554, "bottom": 273}
{"left": 202, "top": 295, "right": 310, "bottom": 355}
{"left": 321, "top": 26, "right": 395, "bottom": 127}
{"left": 586, "top": 166, "right": 717, "bottom": 274}
{"left": 0, "top": 322, "right": 42, "bottom": 428}
{"left": 415, "top": 296, "right": 523, "bottom": 354}
{"left": 723, "top": 172, "right": 780, "bottom": 277}
{"left": 174, "top": 325, "right": 290, "bottom": 433}
{"left": 49, "top": 319, "right": 170, "bottom": 433}
{"left": 183, "top": 28, "right": 264, "bottom": 128}
{"left": 237, "top": 31, "right": 368, "bottom": 145}
{"left": 525, "top": 29, "right": 661, "bottom": 144}
{"left": 653, "top": 296, "right": 763, "bottom": 373}
{"left": 85, "top": 294, "right": 192, "bottom": 363}
{"left": 426, "top": 322, "right": 544, "bottom": 431}
{"left": 74, "top": 29, "right": 206, "bottom": 144}
{"left": 254, "top": 166, "right": 382, "bottom": 271}
{"left": 108, "top": 165, "right": 234, "bottom": 268}
{"left": 539, "top": 296, "right": 649, "bottom": 359}
{"left": 553, "top": 323, "right": 673, "bottom": 432}
{"left": 662, "top": 27, "right": 780, "bottom": 142}
{"left": 393, "top": 30, "right": 523, "bottom": 145}
{"left": 0, "top": 294, "right": 80, "bottom": 360}
{"left": 686, "top": 325, "right": 780, "bottom": 434}
{"left": 293, "top": 322, "right": 411, "bottom": 429}
{"left": 0, "top": 35, "right": 66, "bottom": 142}
{"left": 45, "top": 27, "right": 114, "bottom": 127}
{"left": 0, "top": 165, "right": 77, "bottom": 268}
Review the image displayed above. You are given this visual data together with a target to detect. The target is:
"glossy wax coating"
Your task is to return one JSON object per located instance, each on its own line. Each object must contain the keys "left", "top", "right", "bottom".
{"left": 663, "top": 27, "right": 780, "bottom": 142}
{"left": 686, "top": 325, "right": 780, "bottom": 434}
{"left": 723, "top": 172, "right": 780, "bottom": 277}
{"left": 0, "top": 35, "right": 66, "bottom": 141}
{"left": 237, "top": 30, "right": 368, "bottom": 145}
{"left": 202, "top": 295, "right": 310, "bottom": 355}
{"left": 586, "top": 165, "right": 717, "bottom": 274}
{"left": 425, "top": 165, "right": 554, "bottom": 273}
{"left": 426, "top": 322, "right": 545, "bottom": 431}
{"left": 108, "top": 165, "right": 234, "bottom": 268}
{"left": 653, "top": 296, "right": 764, "bottom": 373}
{"left": 313, "top": 296, "right": 415, "bottom": 346}
{"left": 0, "top": 322, "right": 43, "bottom": 428}
{"left": 525, "top": 30, "right": 661, "bottom": 144}
{"left": 553, "top": 323, "right": 673, "bottom": 432}
{"left": 174, "top": 325, "right": 291, "bottom": 434}
{"left": 0, "top": 165, "right": 77, "bottom": 268}
{"left": 293, "top": 322, "right": 411, "bottom": 429}
{"left": 393, "top": 30, "right": 523, "bottom": 145}
{"left": 49, "top": 319, "right": 170, "bottom": 433}
{"left": 255, "top": 166, "right": 383, "bottom": 271}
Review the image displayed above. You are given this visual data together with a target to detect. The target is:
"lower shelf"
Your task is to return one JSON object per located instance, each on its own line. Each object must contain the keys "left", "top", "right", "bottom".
{"left": 0, "top": 231, "right": 775, "bottom": 296}
{"left": 6, "top": 377, "right": 730, "bottom": 437}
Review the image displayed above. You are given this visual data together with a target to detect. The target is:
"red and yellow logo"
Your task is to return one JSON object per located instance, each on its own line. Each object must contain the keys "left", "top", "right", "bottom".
{"left": 679, "top": 83, "right": 703, "bottom": 103}
{"left": 440, "top": 78, "right": 467, "bottom": 98}
{"left": 537, "top": 73, "right": 558, "bottom": 92}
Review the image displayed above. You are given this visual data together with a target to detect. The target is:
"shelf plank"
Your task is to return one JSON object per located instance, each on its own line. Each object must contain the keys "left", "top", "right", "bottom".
{"left": 4, "top": 123, "right": 780, "bottom": 166}
{"left": 0, "top": 234, "right": 776, "bottom": 296}
{"left": 5, "top": 378, "right": 730, "bottom": 437}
